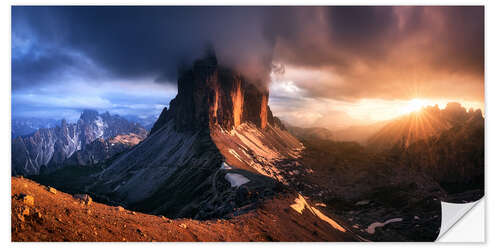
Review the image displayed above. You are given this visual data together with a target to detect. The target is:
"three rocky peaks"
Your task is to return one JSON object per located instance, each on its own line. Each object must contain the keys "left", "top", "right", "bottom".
{"left": 151, "top": 50, "right": 283, "bottom": 134}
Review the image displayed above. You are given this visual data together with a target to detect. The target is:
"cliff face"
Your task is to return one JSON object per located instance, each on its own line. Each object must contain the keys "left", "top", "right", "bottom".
{"left": 151, "top": 53, "right": 273, "bottom": 134}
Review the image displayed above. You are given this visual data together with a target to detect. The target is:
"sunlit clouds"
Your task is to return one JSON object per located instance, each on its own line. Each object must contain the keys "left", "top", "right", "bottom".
{"left": 269, "top": 70, "right": 484, "bottom": 130}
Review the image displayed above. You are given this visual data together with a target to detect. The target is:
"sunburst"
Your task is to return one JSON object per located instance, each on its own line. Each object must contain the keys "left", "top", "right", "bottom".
{"left": 400, "top": 98, "right": 430, "bottom": 115}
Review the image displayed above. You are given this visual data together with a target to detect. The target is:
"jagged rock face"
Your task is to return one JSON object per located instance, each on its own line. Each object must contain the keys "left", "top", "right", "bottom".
{"left": 151, "top": 55, "right": 274, "bottom": 134}
{"left": 11, "top": 110, "right": 147, "bottom": 176}
{"left": 63, "top": 133, "right": 144, "bottom": 167}
{"left": 77, "top": 110, "right": 147, "bottom": 146}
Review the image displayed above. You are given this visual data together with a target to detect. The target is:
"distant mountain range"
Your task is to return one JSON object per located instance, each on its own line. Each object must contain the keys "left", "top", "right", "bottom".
{"left": 285, "top": 121, "right": 387, "bottom": 145}
{"left": 382, "top": 103, "right": 484, "bottom": 195}
{"left": 286, "top": 102, "right": 483, "bottom": 152}
{"left": 11, "top": 110, "right": 147, "bottom": 176}
{"left": 12, "top": 117, "right": 60, "bottom": 139}
{"left": 121, "top": 114, "right": 159, "bottom": 131}
{"left": 12, "top": 113, "right": 157, "bottom": 139}
{"left": 366, "top": 103, "right": 483, "bottom": 152}
{"left": 287, "top": 102, "right": 484, "bottom": 200}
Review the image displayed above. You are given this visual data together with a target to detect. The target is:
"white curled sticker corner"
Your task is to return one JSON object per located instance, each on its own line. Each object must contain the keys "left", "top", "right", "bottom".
{"left": 436, "top": 199, "right": 482, "bottom": 241}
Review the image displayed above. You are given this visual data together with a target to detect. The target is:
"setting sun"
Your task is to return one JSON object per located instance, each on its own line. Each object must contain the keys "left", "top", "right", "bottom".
{"left": 400, "top": 98, "right": 431, "bottom": 115}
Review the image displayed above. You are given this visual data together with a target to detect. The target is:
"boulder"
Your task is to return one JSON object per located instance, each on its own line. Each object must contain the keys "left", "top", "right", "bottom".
{"left": 21, "top": 194, "right": 34, "bottom": 206}
{"left": 46, "top": 186, "right": 57, "bottom": 194}
{"left": 73, "top": 194, "right": 92, "bottom": 205}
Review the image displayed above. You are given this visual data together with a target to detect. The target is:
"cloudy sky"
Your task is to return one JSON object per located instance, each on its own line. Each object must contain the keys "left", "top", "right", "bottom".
{"left": 12, "top": 6, "right": 484, "bottom": 128}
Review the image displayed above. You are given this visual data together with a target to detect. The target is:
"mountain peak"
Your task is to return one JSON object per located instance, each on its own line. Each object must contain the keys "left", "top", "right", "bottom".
{"left": 80, "top": 109, "right": 99, "bottom": 121}
{"left": 151, "top": 53, "right": 274, "bottom": 134}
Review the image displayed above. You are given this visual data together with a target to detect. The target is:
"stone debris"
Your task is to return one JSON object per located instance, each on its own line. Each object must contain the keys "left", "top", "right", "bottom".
{"left": 179, "top": 223, "right": 187, "bottom": 229}
{"left": 21, "top": 206, "right": 30, "bottom": 216}
{"left": 115, "top": 206, "right": 125, "bottom": 212}
{"left": 136, "top": 228, "right": 146, "bottom": 237}
{"left": 34, "top": 211, "right": 42, "bottom": 219}
{"left": 16, "top": 213, "right": 25, "bottom": 222}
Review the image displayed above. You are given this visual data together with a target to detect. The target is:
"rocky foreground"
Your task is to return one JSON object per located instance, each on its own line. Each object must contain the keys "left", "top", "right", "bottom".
{"left": 11, "top": 177, "right": 358, "bottom": 242}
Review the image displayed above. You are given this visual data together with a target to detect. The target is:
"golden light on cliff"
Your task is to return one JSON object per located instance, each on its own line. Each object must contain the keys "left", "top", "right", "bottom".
{"left": 232, "top": 80, "right": 244, "bottom": 127}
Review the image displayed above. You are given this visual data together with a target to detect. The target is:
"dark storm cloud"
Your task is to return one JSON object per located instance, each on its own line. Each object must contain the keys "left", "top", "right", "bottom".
{"left": 12, "top": 6, "right": 484, "bottom": 103}
{"left": 12, "top": 6, "right": 274, "bottom": 90}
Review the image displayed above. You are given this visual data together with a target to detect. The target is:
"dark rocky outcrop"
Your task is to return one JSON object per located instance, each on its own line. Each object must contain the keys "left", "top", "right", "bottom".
{"left": 151, "top": 52, "right": 279, "bottom": 134}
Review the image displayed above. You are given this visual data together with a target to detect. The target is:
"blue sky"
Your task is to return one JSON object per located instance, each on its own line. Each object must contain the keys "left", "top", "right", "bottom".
{"left": 11, "top": 6, "right": 268, "bottom": 121}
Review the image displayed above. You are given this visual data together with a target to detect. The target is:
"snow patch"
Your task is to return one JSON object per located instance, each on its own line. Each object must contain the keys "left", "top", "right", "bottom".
{"left": 365, "top": 218, "right": 403, "bottom": 234}
{"left": 94, "top": 116, "right": 107, "bottom": 138}
{"left": 224, "top": 173, "right": 250, "bottom": 187}
{"left": 290, "top": 194, "right": 346, "bottom": 232}
{"left": 290, "top": 194, "right": 307, "bottom": 214}
{"left": 212, "top": 122, "right": 304, "bottom": 186}
{"left": 220, "top": 162, "right": 232, "bottom": 170}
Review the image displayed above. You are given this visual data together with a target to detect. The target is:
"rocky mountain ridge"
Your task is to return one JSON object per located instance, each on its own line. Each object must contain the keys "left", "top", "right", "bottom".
{"left": 12, "top": 110, "right": 147, "bottom": 176}
{"left": 367, "top": 102, "right": 483, "bottom": 151}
